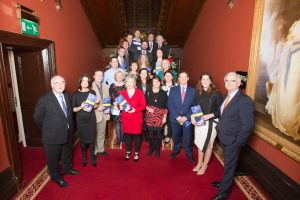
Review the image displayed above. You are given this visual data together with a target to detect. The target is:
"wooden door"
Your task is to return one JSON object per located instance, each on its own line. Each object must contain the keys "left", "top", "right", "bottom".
{"left": 14, "top": 50, "right": 51, "bottom": 146}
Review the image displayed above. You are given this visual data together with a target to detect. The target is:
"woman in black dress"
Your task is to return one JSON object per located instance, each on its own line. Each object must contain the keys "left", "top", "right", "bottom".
{"left": 72, "top": 74, "right": 98, "bottom": 167}
{"left": 191, "top": 72, "right": 222, "bottom": 175}
{"left": 145, "top": 75, "right": 168, "bottom": 157}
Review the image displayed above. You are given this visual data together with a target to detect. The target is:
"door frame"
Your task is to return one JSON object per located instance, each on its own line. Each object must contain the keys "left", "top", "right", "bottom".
{"left": 0, "top": 30, "right": 56, "bottom": 188}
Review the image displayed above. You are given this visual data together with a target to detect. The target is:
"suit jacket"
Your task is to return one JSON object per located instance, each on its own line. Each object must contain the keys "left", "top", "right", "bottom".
{"left": 153, "top": 43, "right": 169, "bottom": 59}
{"left": 92, "top": 82, "right": 110, "bottom": 123}
{"left": 147, "top": 41, "right": 157, "bottom": 54}
{"left": 134, "top": 50, "right": 153, "bottom": 63}
{"left": 167, "top": 85, "right": 196, "bottom": 123}
{"left": 34, "top": 91, "right": 74, "bottom": 144}
{"left": 218, "top": 90, "right": 255, "bottom": 146}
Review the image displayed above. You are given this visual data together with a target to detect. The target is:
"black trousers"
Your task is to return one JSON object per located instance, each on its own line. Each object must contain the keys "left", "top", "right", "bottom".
{"left": 148, "top": 130, "right": 163, "bottom": 153}
{"left": 218, "top": 143, "right": 242, "bottom": 198}
{"left": 44, "top": 132, "right": 73, "bottom": 181}
{"left": 123, "top": 133, "right": 141, "bottom": 153}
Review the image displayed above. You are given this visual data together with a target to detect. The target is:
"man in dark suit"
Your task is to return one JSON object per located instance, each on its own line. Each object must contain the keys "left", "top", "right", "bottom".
{"left": 211, "top": 72, "right": 255, "bottom": 200}
{"left": 117, "top": 47, "right": 128, "bottom": 70}
{"left": 168, "top": 72, "right": 196, "bottom": 163}
{"left": 134, "top": 41, "right": 153, "bottom": 63}
{"left": 34, "top": 75, "right": 79, "bottom": 188}
{"left": 152, "top": 35, "right": 169, "bottom": 60}
{"left": 147, "top": 32, "right": 156, "bottom": 55}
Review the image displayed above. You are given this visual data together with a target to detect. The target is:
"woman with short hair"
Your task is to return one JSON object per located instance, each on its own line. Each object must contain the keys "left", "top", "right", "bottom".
{"left": 119, "top": 76, "right": 146, "bottom": 161}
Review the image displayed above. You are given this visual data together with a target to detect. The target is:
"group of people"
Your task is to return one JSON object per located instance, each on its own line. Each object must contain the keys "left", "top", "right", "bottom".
{"left": 34, "top": 30, "right": 255, "bottom": 200}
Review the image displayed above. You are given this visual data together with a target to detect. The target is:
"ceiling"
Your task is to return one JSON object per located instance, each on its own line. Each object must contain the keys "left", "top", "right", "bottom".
{"left": 80, "top": 0, "right": 206, "bottom": 48}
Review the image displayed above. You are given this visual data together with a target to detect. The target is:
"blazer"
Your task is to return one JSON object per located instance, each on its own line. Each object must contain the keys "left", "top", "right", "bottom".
{"left": 34, "top": 91, "right": 74, "bottom": 144}
{"left": 92, "top": 82, "right": 110, "bottom": 123}
{"left": 167, "top": 85, "right": 196, "bottom": 123}
{"left": 153, "top": 43, "right": 170, "bottom": 59}
{"left": 147, "top": 41, "right": 157, "bottom": 54}
{"left": 134, "top": 50, "right": 153, "bottom": 63}
{"left": 217, "top": 90, "right": 255, "bottom": 146}
{"left": 120, "top": 89, "right": 146, "bottom": 134}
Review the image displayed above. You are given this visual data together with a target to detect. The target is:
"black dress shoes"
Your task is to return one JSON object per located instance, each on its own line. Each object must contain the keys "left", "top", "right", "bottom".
{"left": 63, "top": 169, "right": 79, "bottom": 176}
{"left": 170, "top": 152, "right": 178, "bottom": 159}
{"left": 53, "top": 179, "right": 68, "bottom": 188}
{"left": 211, "top": 181, "right": 220, "bottom": 188}
{"left": 211, "top": 194, "right": 225, "bottom": 200}
{"left": 99, "top": 151, "right": 109, "bottom": 156}
{"left": 187, "top": 155, "right": 196, "bottom": 163}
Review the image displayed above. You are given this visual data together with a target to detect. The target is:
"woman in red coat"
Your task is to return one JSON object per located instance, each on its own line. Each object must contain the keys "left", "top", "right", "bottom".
{"left": 120, "top": 76, "right": 146, "bottom": 161}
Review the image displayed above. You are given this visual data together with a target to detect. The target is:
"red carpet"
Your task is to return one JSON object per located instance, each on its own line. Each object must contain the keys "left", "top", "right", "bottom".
{"left": 35, "top": 144, "right": 247, "bottom": 200}
{"left": 19, "top": 144, "right": 46, "bottom": 188}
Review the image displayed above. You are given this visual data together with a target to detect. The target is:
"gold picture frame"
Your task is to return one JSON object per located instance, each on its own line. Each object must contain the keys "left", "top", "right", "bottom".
{"left": 246, "top": 0, "right": 300, "bottom": 163}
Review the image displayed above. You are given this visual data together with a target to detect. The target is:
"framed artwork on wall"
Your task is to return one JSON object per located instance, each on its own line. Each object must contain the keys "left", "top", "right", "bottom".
{"left": 247, "top": 0, "right": 300, "bottom": 162}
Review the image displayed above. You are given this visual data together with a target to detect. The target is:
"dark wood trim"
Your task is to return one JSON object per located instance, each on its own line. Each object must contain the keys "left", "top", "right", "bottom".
{"left": 0, "top": 30, "right": 52, "bottom": 49}
{"left": 0, "top": 167, "right": 18, "bottom": 200}
{"left": 238, "top": 146, "right": 300, "bottom": 200}
{"left": 80, "top": 0, "right": 105, "bottom": 47}
{"left": 157, "top": 0, "right": 171, "bottom": 35}
{"left": 180, "top": 0, "right": 205, "bottom": 48}
{"left": 0, "top": 42, "right": 22, "bottom": 188}
{"left": 0, "top": 30, "right": 56, "bottom": 189}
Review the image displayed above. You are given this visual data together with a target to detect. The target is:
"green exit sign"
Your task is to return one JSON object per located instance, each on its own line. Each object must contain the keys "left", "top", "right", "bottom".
{"left": 20, "top": 18, "right": 39, "bottom": 37}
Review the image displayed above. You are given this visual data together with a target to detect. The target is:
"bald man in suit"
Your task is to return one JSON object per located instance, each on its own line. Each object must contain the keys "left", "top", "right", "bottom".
{"left": 34, "top": 75, "right": 79, "bottom": 188}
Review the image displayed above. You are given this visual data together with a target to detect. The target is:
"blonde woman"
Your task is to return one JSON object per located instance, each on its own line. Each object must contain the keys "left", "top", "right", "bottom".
{"left": 119, "top": 76, "right": 146, "bottom": 161}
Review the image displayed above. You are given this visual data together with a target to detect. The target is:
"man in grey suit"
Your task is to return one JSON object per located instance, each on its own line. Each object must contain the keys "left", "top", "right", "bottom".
{"left": 34, "top": 75, "right": 79, "bottom": 188}
{"left": 211, "top": 72, "right": 255, "bottom": 200}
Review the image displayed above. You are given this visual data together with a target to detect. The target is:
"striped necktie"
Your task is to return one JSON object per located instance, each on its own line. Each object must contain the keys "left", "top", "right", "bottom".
{"left": 59, "top": 94, "right": 68, "bottom": 117}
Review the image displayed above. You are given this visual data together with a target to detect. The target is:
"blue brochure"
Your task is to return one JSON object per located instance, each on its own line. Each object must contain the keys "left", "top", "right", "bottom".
{"left": 115, "top": 95, "right": 132, "bottom": 112}
{"left": 83, "top": 93, "right": 98, "bottom": 112}
{"left": 191, "top": 105, "right": 206, "bottom": 126}
{"left": 102, "top": 97, "right": 111, "bottom": 114}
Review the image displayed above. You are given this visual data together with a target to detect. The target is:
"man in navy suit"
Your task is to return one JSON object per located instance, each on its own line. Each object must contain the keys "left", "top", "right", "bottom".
{"left": 34, "top": 75, "right": 79, "bottom": 188}
{"left": 211, "top": 72, "right": 255, "bottom": 200}
{"left": 168, "top": 72, "right": 196, "bottom": 163}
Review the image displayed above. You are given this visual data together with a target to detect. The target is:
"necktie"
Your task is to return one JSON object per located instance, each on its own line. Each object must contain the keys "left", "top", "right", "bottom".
{"left": 120, "top": 57, "right": 124, "bottom": 68}
{"left": 59, "top": 94, "right": 68, "bottom": 117}
{"left": 158, "top": 45, "right": 161, "bottom": 49}
{"left": 181, "top": 87, "right": 185, "bottom": 104}
{"left": 97, "top": 84, "right": 103, "bottom": 100}
{"left": 222, "top": 95, "right": 230, "bottom": 114}
{"left": 149, "top": 42, "right": 153, "bottom": 49}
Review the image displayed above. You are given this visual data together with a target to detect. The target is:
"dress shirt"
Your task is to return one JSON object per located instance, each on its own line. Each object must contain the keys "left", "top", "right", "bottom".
{"left": 103, "top": 67, "right": 125, "bottom": 86}
{"left": 53, "top": 91, "right": 67, "bottom": 113}
{"left": 221, "top": 89, "right": 239, "bottom": 113}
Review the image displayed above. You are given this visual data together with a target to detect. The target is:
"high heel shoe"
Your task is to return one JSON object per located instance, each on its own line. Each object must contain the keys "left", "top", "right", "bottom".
{"left": 192, "top": 164, "right": 202, "bottom": 172}
{"left": 125, "top": 152, "right": 131, "bottom": 161}
{"left": 82, "top": 160, "right": 87, "bottom": 167}
{"left": 197, "top": 165, "right": 208, "bottom": 175}
{"left": 164, "top": 137, "right": 171, "bottom": 144}
{"left": 133, "top": 152, "right": 139, "bottom": 162}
